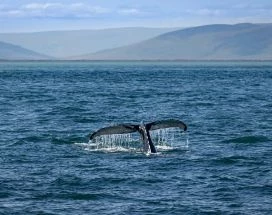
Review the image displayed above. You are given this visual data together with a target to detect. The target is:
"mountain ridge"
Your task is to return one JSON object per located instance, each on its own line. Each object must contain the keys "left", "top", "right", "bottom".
{"left": 0, "top": 41, "right": 53, "bottom": 60}
{"left": 0, "top": 27, "right": 178, "bottom": 58}
{"left": 1, "top": 23, "right": 271, "bottom": 61}
{"left": 76, "top": 23, "right": 272, "bottom": 60}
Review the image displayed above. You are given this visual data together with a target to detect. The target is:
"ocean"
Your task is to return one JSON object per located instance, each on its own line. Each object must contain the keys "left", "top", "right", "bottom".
{"left": 0, "top": 61, "right": 271, "bottom": 214}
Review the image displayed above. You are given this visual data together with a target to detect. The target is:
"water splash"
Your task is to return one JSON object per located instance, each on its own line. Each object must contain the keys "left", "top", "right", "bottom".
{"left": 151, "top": 128, "right": 189, "bottom": 150}
{"left": 92, "top": 133, "right": 142, "bottom": 151}
{"left": 81, "top": 128, "right": 189, "bottom": 153}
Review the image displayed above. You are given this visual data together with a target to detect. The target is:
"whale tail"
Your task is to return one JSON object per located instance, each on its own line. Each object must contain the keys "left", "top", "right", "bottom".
{"left": 89, "top": 119, "right": 187, "bottom": 153}
{"left": 89, "top": 124, "right": 139, "bottom": 140}
{"left": 145, "top": 119, "right": 187, "bottom": 132}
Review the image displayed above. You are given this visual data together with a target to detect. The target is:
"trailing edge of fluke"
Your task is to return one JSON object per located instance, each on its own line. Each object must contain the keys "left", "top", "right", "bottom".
{"left": 89, "top": 119, "right": 187, "bottom": 153}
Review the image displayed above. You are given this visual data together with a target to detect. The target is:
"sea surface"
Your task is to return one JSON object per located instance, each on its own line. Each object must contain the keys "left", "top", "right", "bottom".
{"left": 0, "top": 61, "right": 271, "bottom": 215}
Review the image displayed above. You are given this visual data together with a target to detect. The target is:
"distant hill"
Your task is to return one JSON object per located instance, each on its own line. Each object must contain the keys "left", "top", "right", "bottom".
{"left": 79, "top": 23, "right": 272, "bottom": 60}
{"left": 0, "top": 27, "right": 178, "bottom": 58}
{"left": 0, "top": 41, "right": 52, "bottom": 60}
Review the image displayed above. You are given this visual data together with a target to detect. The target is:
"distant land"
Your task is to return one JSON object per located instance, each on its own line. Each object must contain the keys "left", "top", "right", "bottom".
{"left": 0, "top": 27, "right": 178, "bottom": 58}
{"left": 77, "top": 23, "right": 272, "bottom": 61}
{"left": 0, "top": 41, "right": 52, "bottom": 60}
{"left": 0, "top": 23, "right": 271, "bottom": 61}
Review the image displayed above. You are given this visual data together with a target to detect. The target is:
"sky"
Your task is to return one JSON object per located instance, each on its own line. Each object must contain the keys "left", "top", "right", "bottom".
{"left": 0, "top": 0, "right": 272, "bottom": 32}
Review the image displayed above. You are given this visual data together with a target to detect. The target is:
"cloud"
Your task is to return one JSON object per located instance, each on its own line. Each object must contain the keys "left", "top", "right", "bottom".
{"left": 0, "top": 2, "right": 145, "bottom": 19}
{"left": 1, "top": 0, "right": 272, "bottom": 32}
{"left": 232, "top": 3, "right": 272, "bottom": 10}
{"left": 118, "top": 8, "right": 140, "bottom": 15}
{"left": 0, "top": 2, "right": 110, "bottom": 18}
{"left": 23, "top": 3, "right": 62, "bottom": 10}
{"left": 186, "top": 8, "right": 223, "bottom": 16}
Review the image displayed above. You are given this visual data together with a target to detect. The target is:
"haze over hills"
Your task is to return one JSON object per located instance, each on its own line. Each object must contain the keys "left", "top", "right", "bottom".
{"left": 77, "top": 23, "right": 272, "bottom": 60}
{"left": 1, "top": 23, "right": 271, "bottom": 61}
{"left": 0, "top": 41, "right": 52, "bottom": 60}
{"left": 0, "top": 27, "right": 178, "bottom": 58}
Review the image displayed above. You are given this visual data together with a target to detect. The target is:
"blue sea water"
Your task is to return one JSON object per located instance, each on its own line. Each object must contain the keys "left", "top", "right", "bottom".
{"left": 0, "top": 61, "right": 271, "bottom": 214}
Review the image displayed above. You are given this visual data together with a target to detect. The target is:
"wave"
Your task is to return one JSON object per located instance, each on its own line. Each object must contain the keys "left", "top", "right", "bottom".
{"left": 33, "top": 191, "right": 106, "bottom": 201}
{"left": 211, "top": 155, "right": 250, "bottom": 165}
{"left": 75, "top": 142, "right": 148, "bottom": 154}
{"left": 51, "top": 136, "right": 86, "bottom": 145}
{"left": 222, "top": 135, "right": 270, "bottom": 144}
{"left": 74, "top": 141, "right": 188, "bottom": 154}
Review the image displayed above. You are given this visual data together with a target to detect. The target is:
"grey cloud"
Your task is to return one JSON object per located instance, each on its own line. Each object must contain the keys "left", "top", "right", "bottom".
{"left": 0, "top": 2, "right": 111, "bottom": 18}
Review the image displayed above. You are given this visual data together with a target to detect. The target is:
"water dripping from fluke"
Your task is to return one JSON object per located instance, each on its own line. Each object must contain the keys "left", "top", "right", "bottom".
{"left": 79, "top": 128, "right": 189, "bottom": 154}
{"left": 90, "top": 119, "right": 188, "bottom": 154}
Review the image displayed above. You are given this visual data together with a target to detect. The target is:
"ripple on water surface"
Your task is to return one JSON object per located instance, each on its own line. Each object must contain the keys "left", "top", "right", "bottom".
{"left": 1, "top": 61, "right": 272, "bottom": 214}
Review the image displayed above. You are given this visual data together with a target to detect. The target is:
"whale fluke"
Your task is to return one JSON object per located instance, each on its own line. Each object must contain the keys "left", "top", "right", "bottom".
{"left": 146, "top": 119, "right": 187, "bottom": 131}
{"left": 90, "top": 124, "right": 139, "bottom": 140}
{"left": 89, "top": 119, "right": 187, "bottom": 153}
